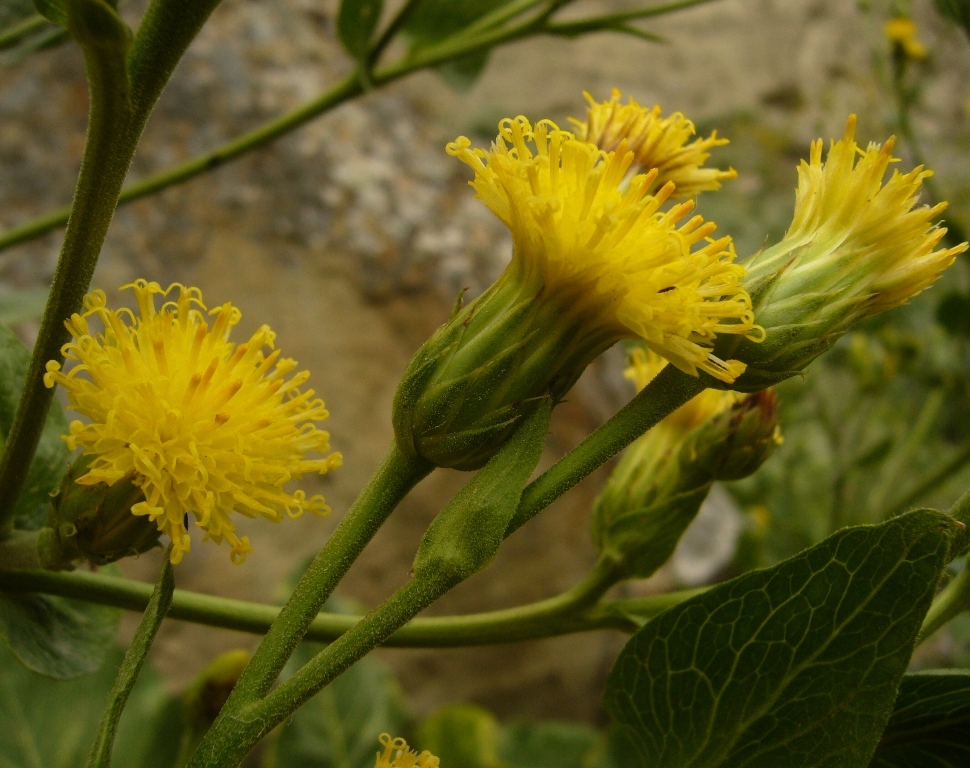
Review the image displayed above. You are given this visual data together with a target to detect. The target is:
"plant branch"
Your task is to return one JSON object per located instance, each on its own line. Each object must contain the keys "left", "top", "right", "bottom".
{"left": 917, "top": 563, "right": 970, "bottom": 644}
{"left": 507, "top": 365, "right": 708, "bottom": 535}
{"left": 0, "top": 563, "right": 699, "bottom": 646}
{"left": 0, "top": 0, "right": 719, "bottom": 254}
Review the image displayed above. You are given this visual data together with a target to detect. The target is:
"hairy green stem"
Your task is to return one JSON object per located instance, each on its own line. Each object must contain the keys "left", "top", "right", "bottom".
{"left": 0, "top": 563, "right": 697, "bottom": 645}
{"left": 885, "top": 440, "right": 970, "bottom": 519}
{"left": 87, "top": 551, "right": 174, "bottom": 768}
{"left": 216, "top": 446, "right": 429, "bottom": 711}
{"left": 917, "top": 564, "right": 970, "bottom": 644}
{"left": 0, "top": 0, "right": 226, "bottom": 534}
{"left": 507, "top": 365, "right": 707, "bottom": 535}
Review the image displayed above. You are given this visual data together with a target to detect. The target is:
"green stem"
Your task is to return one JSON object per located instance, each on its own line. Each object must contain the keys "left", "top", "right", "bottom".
{"left": 0, "top": 0, "right": 717, "bottom": 254}
{"left": 884, "top": 441, "right": 970, "bottom": 520}
{"left": 507, "top": 365, "right": 707, "bottom": 535}
{"left": 0, "top": 563, "right": 697, "bottom": 646}
{"left": 0, "top": 14, "right": 50, "bottom": 50}
{"left": 544, "top": 0, "right": 721, "bottom": 36}
{"left": 87, "top": 551, "right": 174, "bottom": 768}
{"left": 217, "top": 445, "right": 429, "bottom": 710}
{"left": 917, "top": 563, "right": 970, "bottom": 644}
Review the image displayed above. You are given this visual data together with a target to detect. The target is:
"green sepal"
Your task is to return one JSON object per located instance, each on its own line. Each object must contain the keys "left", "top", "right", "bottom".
{"left": 413, "top": 397, "right": 551, "bottom": 584}
{"left": 40, "top": 453, "right": 159, "bottom": 568}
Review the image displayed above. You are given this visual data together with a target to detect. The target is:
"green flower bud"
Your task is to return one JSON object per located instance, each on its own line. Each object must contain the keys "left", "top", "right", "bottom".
{"left": 39, "top": 454, "right": 159, "bottom": 568}
{"left": 591, "top": 388, "right": 780, "bottom": 580}
{"left": 716, "top": 116, "right": 966, "bottom": 393}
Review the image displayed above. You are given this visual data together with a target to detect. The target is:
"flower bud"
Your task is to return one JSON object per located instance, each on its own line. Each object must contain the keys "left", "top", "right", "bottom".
{"left": 394, "top": 113, "right": 758, "bottom": 469}
{"left": 591, "top": 350, "right": 780, "bottom": 579}
{"left": 38, "top": 454, "right": 160, "bottom": 568}
{"left": 717, "top": 116, "right": 967, "bottom": 392}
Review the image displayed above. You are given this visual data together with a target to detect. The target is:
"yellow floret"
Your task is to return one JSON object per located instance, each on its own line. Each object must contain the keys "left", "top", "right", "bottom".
{"left": 44, "top": 280, "right": 341, "bottom": 565}
{"left": 375, "top": 734, "right": 439, "bottom": 768}
{"left": 447, "top": 116, "right": 759, "bottom": 383}
{"left": 572, "top": 89, "right": 737, "bottom": 198}
{"left": 884, "top": 17, "right": 928, "bottom": 60}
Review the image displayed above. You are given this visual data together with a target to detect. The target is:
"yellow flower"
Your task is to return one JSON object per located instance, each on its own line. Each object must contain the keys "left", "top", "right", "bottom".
{"left": 571, "top": 89, "right": 737, "bottom": 198}
{"left": 884, "top": 17, "right": 928, "bottom": 60}
{"left": 447, "top": 116, "right": 758, "bottom": 382}
{"left": 44, "top": 280, "right": 341, "bottom": 565}
{"left": 624, "top": 346, "right": 737, "bottom": 432}
{"left": 375, "top": 734, "right": 439, "bottom": 768}
{"left": 721, "top": 115, "right": 967, "bottom": 390}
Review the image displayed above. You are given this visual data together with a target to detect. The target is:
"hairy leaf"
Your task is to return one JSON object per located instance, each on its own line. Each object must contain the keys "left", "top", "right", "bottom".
{"left": 274, "top": 641, "right": 408, "bottom": 768}
{"left": 0, "top": 323, "right": 71, "bottom": 531}
{"left": 337, "top": 0, "right": 383, "bottom": 60}
{"left": 605, "top": 509, "right": 957, "bottom": 768}
{"left": 0, "top": 641, "right": 183, "bottom": 767}
{"left": 869, "top": 671, "right": 970, "bottom": 767}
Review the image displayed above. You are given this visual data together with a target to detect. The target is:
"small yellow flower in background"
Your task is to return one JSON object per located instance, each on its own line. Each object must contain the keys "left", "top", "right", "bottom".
{"left": 375, "top": 734, "right": 439, "bottom": 768}
{"left": 624, "top": 346, "right": 737, "bottom": 433}
{"left": 721, "top": 115, "right": 968, "bottom": 390}
{"left": 447, "top": 116, "right": 759, "bottom": 382}
{"left": 572, "top": 89, "right": 737, "bottom": 198}
{"left": 44, "top": 280, "right": 342, "bottom": 565}
{"left": 884, "top": 17, "right": 929, "bottom": 59}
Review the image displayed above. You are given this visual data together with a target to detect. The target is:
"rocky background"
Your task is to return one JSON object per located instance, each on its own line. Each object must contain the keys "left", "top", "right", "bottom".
{"left": 1, "top": 0, "right": 969, "bottom": 724}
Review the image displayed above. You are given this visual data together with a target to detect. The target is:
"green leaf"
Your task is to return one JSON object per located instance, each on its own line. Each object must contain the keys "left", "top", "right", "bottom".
{"left": 434, "top": 51, "right": 489, "bottom": 92}
{"left": 0, "top": 323, "right": 71, "bottom": 531}
{"left": 412, "top": 397, "right": 551, "bottom": 583}
{"left": 403, "top": 0, "right": 516, "bottom": 91}
{"left": 604, "top": 509, "right": 958, "bottom": 768}
{"left": 0, "top": 585, "right": 121, "bottom": 679}
{"left": 274, "top": 640, "right": 409, "bottom": 768}
{"left": 0, "top": 640, "right": 183, "bottom": 768}
{"left": 32, "top": 0, "right": 66, "bottom": 26}
{"left": 869, "top": 671, "right": 970, "bottom": 767}
{"left": 499, "top": 720, "right": 603, "bottom": 768}
{"left": 87, "top": 557, "right": 174, "bottom": 767}
{"left": 337, "top": 0, "right": 383, "bottom": 60}
{"left": 404, "top": 0, "right": 517, "bottom": 47}
{"left": 417, "top": 704, "right": 504, "bottom": 768}
{"left": 0, "top": 287, "right": 49, "bottom": 325}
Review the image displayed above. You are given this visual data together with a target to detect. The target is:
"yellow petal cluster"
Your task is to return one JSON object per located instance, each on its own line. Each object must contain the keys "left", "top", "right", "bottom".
{"left": 572, "top": 89, "right": 737, "bottom": 198}
{"left": 778, "top": 115, "right": 966, "bottom": 317}
{"left": 375, "top": 734, "right": 439, "bottom": 768}
{"left": 884, "top": 17, "right": 928, "bottom": 60}
{"left": 624, "top": 346, "right": 737, "bottom": 432}
{"left": 447, "top": 116, "right": 758, "bottom": 382}
{"left": 44, "top": 280, "right": 342, "bottom": 565}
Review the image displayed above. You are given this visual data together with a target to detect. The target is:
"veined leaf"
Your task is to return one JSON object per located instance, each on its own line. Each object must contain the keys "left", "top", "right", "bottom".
{"left": 869, "top": 671, "right": 970, "bottom": 767}
{"left": 604, "top": 509, "right": 958, "bottom": 768}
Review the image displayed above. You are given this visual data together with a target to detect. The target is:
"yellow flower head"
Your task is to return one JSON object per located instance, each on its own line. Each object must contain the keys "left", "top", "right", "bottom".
{"left": 624, "top": 346, "right": 737, "bottom": 432}
{"left": 44, "top": 280, "right": 342, "bottom": 565}
{"left": 777, "top": 115, "right": 965, "bottom": 314}
{"left": 571, "top": 89, "right": 737, "bottom": 198}
{"left": 884, "top": 17, "right": 928, "bottom": 60}
{"left": 447, "top": 116, "right": 758, "bottom": 382}
{"left": 375, "top": 734, "right": 439, "bottom": 768}
{"left": 721, "top": 115, "right": 967, "bottom": 391}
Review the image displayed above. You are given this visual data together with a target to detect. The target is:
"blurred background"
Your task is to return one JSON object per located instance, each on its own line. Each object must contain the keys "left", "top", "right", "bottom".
{"left": 2, "top": 0, "right": 970, "bottom": 758}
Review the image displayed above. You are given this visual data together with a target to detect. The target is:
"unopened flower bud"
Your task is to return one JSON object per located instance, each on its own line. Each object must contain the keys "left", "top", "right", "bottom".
{"left": 394, "top": 112, "right": 758, "bottom": 470}
{"left": 717, "top": 116, "right": 967, "bottom": 392}
{"left": 591, "top": 350, "right": 780, "bottom": 579}
{"left": 38, "top": 454, "right": 159, "bottom": 568}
